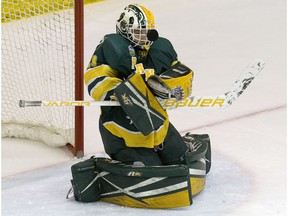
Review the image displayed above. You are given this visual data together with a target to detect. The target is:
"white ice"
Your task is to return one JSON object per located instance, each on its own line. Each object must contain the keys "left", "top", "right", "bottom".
{"left": 1, "top": 0, "right": 286, "bottom": 215}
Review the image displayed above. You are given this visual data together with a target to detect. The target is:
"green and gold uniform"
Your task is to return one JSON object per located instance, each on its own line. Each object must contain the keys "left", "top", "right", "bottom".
{"left": 85, "top": 34, "right": 190, "bottom": 165}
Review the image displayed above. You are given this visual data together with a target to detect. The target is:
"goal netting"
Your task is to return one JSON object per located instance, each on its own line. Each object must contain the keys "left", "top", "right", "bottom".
{"left": 1, "top": 0, "right": 84, "bottom": 156}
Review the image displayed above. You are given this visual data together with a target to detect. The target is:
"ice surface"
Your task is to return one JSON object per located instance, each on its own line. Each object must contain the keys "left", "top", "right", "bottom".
{"left": 1, "top": 0, "right": 286, "bottom": 215}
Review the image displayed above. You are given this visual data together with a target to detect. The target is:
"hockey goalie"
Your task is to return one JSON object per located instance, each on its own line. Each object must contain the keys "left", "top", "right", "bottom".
{"left": 69, "top": 4, "right": 211, "bottom": 208}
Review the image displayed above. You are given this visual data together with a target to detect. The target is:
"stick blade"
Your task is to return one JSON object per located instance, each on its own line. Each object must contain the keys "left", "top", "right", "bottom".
{"left": 223, "top": 58, "right": 265, "bottom": 107}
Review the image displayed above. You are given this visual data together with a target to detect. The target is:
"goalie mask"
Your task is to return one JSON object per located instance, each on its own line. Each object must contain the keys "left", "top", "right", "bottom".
{"left": 116, "top": 4, "right": 159, "bottom": 49}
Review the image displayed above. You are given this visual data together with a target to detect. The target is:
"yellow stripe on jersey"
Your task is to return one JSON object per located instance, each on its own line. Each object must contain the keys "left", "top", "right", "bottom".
{"left": 103, "top": 119, "right": 169, "bottom": 148}
{"left": 84, "top": 65, "right": 118, "bottom": 85}
{"left": 84, "top": 65, "right": 122, "bottom": 101}
{"left": 91, "top": 77, "right": 122, "bottom": 101}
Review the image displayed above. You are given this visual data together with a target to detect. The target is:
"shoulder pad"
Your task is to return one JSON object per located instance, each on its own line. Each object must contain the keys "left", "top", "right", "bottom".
{"left": 151, "top": 37, "right": 177, "bottom": 60}
{"left": 102, "top": 34, "right": 131, "bottom": 69}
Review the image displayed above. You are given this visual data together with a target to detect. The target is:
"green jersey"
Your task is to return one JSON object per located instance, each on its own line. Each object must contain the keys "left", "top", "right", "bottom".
{"left": 84, "top": 34, "right": 178, "bottom": 148}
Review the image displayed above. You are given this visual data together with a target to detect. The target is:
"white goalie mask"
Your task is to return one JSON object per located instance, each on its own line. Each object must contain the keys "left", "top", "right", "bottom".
{"left": 116, "top": 4, "right": 159, "bottom": 49}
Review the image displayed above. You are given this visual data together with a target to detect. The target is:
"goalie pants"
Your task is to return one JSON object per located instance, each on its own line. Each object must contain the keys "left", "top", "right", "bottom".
{"left": 99, "top": 118, "right": 188, "bottom": 166}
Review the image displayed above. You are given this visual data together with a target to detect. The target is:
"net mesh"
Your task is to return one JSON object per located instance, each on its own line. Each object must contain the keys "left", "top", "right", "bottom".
{"left": 1, "top": 0, "right": 76, "bottom": 147}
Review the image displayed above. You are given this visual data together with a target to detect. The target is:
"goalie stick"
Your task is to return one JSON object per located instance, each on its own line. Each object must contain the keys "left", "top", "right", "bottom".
{"left": 19, "top": 58, "right": 265, "bottom": 109}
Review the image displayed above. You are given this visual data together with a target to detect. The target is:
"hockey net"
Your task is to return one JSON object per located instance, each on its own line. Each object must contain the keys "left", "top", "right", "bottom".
{"left": 1, "top": 0, "right": 84, "bottom": 157}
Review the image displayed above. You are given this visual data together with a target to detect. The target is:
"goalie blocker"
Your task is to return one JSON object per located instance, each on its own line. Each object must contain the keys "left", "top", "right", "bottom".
{"left": 114, "top": 73, "right": 168, "bottom": 136}
{"left": 113, "top": 62, "right": 193, "bottom": 135}
{"left": 68, "top": 134, "right": 211, "bottom": 209}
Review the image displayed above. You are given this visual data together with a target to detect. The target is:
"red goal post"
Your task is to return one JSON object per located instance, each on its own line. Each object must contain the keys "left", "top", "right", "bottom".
{"left": 68, "top": 0, "right": 104, "bottom": 157}
{"left": 72, "top": 0, "right": 84, "bottom": 158}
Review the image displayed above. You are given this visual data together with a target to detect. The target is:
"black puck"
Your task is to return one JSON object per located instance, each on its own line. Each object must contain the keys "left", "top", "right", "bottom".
{"left": 147, "top": 29, "right": 159, "bottom": 41}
